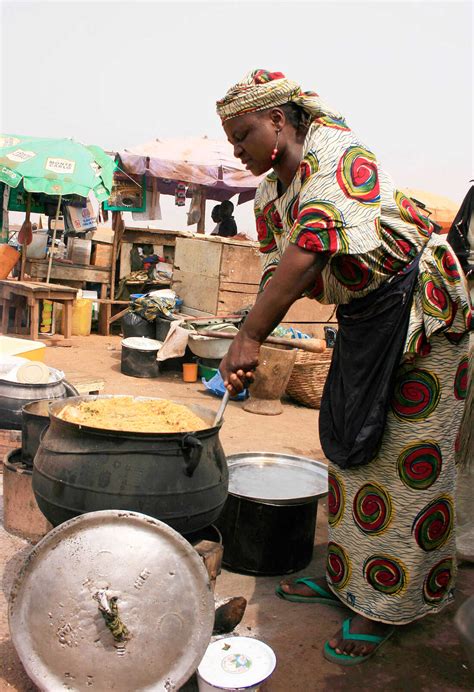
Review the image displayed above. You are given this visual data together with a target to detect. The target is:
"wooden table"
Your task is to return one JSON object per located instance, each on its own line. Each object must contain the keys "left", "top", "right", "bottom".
{"left": 25, "top": 259, "right": 111, "bottom": 299}
{"left": 0, "top": 280, "right": 78, "bottom": 340}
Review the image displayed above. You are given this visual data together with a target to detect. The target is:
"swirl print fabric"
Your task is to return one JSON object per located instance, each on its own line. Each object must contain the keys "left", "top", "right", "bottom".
{"left": 254, "top": 122, "right": 472, "bottom": 354}
{"left": 252, "top": 114, "right": 472, "bottom": 625}
{"left": 326, "top": 333, "right": 468, "bottom": 624}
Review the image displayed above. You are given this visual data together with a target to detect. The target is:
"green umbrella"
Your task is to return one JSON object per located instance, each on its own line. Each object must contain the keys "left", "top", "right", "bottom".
{"left": 0, "top": 133, "right": 114, "bottom": 201}
{"left": 0, "top": 134, "right": 115, "bottom": 281}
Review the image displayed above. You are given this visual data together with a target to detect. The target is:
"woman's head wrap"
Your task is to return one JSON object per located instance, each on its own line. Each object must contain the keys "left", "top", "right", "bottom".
{"left": 216, "top": 69, "right": 342, "bottom": 123}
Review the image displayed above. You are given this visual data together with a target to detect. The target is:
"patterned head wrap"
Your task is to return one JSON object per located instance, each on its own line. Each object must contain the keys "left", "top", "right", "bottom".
{"left": 216, "top": 69, "right": 342, "bottom": 123}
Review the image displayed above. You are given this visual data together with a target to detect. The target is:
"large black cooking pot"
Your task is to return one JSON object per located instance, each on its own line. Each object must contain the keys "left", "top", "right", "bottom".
{"left": 32, "top": 395, "right": 228, "bottom": 535}
{"left": 21, "top": 399, "right": 53, "bottom": 466}
{"left": 216, "top": 452, "right": 328, "bottom": 575}
{"left": 0, "top": 375, "right": 78, "bottom": 430}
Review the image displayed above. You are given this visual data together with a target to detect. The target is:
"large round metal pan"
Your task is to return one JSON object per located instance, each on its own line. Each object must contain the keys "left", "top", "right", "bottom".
{"left": 9, "top": 510, "right": 215, "bottom": 691}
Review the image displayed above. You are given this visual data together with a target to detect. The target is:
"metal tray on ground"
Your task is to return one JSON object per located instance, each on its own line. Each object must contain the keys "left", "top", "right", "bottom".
{"left": 9, "top": 510, "right": 215, "bottom": 691}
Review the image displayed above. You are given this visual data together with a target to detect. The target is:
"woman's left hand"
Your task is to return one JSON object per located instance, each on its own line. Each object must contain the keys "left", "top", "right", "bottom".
{"left": 219, "top": 333, "right": 261, "bottom": 396}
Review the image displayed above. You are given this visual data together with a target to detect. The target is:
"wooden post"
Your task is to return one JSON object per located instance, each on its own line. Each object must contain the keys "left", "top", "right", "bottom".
{"left": 46, "top": 195, "right": 62, "bottom": 284}
{"left": 29, "top": 299, "right": 39, "bottom": 340}
{"left": 63, "top": 300, "right": 73, "bottom": 339}
{"left": 20, "top": 243, "right": 27, "bottom": 281}
{"left": 197, "top": 188, "right": 206, "bottom": 234}
{"left": 110, "top": 212, "right": 124, "bottom": 300}
{"left": 1, "top": 297, "right": 9, "bottom": 334}
{"left": 20, "top": 193, "right": 32, "bottom": 281}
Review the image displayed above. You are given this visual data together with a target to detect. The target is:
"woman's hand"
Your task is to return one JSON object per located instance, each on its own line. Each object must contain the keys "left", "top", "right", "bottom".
{"left": 219, "top": 333, "right": 261, "bottom": 396}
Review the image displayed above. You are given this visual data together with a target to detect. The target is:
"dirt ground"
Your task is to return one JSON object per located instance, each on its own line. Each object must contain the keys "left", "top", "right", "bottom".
{"left": 0, "top": 334, "right": 473, "bottom": 691}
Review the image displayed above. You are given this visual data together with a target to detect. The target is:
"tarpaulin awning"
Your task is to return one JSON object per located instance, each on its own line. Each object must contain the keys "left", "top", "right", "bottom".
{"left": 118, "top": 136, "right": 264, "bottom": 204}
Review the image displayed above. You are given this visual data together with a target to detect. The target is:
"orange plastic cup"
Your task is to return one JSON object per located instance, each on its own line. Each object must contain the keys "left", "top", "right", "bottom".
{"left": 182, "top": 363, "right": 198, "bottom": 383}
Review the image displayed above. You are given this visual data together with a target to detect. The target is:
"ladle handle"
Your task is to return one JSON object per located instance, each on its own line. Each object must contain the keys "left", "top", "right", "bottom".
{"left": 213, "top": 389, "right": 230, "bottom": 428}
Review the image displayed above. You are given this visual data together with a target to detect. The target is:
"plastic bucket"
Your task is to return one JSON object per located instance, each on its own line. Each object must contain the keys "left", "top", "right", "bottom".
{"left": 183, "top": 363, "right": 198, "bottom": 383}
{"left": 197, "top": 636, "right": 276, "bottom": 691}
{"left": 26, "top": 231, "right": 49, "bottom": 260}
{"left": 198, "top": 361, "right": 218, "bottom": 382}
{"left": 58, "top": 299, "right": 93, "bottom": 336}
{"left": 0, "top": 245, "right": 20, "bottom": 279}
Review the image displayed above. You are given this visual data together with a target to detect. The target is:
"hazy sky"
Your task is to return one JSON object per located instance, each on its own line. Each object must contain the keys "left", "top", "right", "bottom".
{"left": 1, "top": 0, "right": 472, "bottom": 234}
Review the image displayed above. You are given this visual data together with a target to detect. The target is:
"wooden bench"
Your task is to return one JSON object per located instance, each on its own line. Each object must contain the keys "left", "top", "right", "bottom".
{"left": 0, "top": 280, "right": 78, "bottom": 340}
{"left": 97, "top": 299, "right": 130, "bottom": 336}
{"left": 67, "top": 370, "right": 106, "bottom": 396}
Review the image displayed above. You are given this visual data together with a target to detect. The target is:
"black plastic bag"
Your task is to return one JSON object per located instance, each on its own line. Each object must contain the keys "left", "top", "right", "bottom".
{"left": 121, "top": 311, "right": 155, "bottom": 339}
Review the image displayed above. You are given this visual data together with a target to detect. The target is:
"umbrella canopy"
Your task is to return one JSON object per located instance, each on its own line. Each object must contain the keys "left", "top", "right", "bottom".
{"left": 401, "top": 187, "right": 460, "bottom": 232}
{"left": 118, "top": 136, "right": 263, "bottom": 203}
{"left": 0, "top": 134, "right": 115, "bottom": 282}
{"left": 0, "top": 134, "right": 114, "bottom": 202}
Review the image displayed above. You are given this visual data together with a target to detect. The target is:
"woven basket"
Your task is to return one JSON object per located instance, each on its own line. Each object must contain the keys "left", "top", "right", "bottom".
{"left": 285, "top": 349, "right": 334, "bottom": 409}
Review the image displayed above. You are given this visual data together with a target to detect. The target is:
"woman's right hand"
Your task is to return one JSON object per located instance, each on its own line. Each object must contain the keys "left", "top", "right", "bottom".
{"left": 219, "top": 333, "right": 261, "bottom": 396}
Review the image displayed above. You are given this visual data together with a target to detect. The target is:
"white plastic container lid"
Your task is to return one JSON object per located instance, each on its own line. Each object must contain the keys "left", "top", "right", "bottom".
{"left": 121, "top": 337, "right": 162, "bottom": 351}
{"left": 15, "top": 362, "right": 51, "bottom": 384}
{"left": 197, "top": 636, "right": 276, "bottom": 690}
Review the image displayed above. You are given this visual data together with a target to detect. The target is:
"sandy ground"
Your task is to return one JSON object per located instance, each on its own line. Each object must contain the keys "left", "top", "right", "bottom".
{"left": 0, "top": 334, "right": 473, "bottom": 691}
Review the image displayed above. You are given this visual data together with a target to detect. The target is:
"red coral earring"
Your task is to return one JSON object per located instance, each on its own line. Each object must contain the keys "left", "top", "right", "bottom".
{"left": 271, "top": 130, "right": 281, "bottom": 161}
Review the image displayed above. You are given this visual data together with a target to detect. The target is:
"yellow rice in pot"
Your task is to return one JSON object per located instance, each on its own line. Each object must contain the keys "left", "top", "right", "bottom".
{"left": 58, "top": 397, "right": 208, "bottom": 433}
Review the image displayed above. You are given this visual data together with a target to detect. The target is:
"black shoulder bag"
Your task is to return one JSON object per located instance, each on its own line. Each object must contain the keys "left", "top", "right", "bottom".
{"left": 319, "top": 255, "right": 421, "bottom": 469}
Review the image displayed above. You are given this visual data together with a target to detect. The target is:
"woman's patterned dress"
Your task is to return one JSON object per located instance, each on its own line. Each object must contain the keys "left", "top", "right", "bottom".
{"left": 255, "top": 118, "right": 471, "bottom": 624}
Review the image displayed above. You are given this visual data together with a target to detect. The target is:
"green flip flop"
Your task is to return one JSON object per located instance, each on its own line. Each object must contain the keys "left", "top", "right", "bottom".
{"left": 323, "top": 617, "right": 394, "bottom": 666}
{"left": 275, "top": 577, "right": 344, "bottom": 606}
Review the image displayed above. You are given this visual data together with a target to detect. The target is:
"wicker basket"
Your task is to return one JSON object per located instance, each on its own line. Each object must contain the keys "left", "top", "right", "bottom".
{"left": 285, "top": 349, "right": 334, "bottom": 409}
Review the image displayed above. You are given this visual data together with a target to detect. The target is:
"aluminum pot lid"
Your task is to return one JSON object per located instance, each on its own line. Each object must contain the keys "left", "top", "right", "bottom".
{"left": 226, "top": 452, "right": 328, "bottom": 505}
{"left": 121, "top": 337, "right": 162, "bottom": 351}
{"left": 198, "top": 636, "right": 276, "bottom": 689}
{"left": 8, "top": 510, "right": 215, "bottom": 691}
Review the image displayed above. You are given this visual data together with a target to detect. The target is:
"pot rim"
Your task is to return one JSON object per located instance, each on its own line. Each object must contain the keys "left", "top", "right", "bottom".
{"left": 225, "top": 452, "right": 328, "bottom": 504}
{"left": 21, "top": 399, "right": 57, "bottom": 419}
{"left": 47, "top": 394, "right": 223, "bottom": 438}
{"left": 0, "top": 378, "right": 64, "bottom": 389}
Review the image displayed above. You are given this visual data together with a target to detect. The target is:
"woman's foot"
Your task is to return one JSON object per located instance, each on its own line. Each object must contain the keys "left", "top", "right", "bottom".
{"left": 329, "top": 614, "right": 394, "bottom": 657}
{"left": 279, "top": 576, "right": 330, "bottom": 598}
{"left": 276, "top": 576, "right": 344, "bottom": 606}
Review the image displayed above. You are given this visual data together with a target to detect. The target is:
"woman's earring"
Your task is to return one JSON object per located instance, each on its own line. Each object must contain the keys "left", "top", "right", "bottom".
{"left": 271, "top": 130, "right": 280, "bottom": 161}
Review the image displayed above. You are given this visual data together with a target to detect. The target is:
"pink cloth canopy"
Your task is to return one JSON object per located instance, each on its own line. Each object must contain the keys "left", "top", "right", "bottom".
{"left": 118, "top": 136, "right": 264, "bottom": 203}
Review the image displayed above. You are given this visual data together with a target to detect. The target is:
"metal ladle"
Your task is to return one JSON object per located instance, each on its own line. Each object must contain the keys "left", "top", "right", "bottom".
{"left": 213, "top": 389, "right": 230, "bottom": 427}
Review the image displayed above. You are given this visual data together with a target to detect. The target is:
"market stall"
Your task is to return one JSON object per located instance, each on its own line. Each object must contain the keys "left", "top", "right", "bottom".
{"left": 172, "top": 234, "right": 337, "bottom": 336}
{"left": 0, "top": 134, "right": 114, "bottom": 339}
{"left": 117, "top": 135, "right": 263, "bottom": 232}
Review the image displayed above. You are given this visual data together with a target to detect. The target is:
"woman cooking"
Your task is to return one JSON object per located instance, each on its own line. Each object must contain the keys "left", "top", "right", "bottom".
{"left": 216, "top": 70, "right": 471, "bottom": 665}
